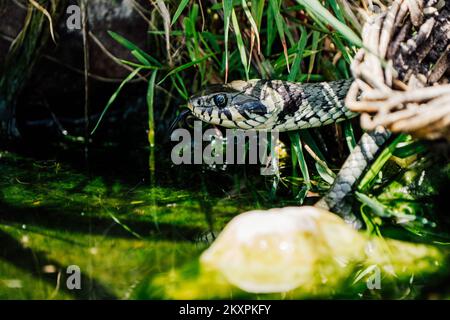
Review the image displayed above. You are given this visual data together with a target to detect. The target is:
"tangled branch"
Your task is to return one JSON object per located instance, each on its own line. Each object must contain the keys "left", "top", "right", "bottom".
{"left": 346, "top": 0, "right": 450, "bottom": 141}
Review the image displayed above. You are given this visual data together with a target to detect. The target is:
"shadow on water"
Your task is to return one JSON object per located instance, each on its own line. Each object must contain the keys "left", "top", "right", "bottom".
{"left": 0, "top": 200, "right": 208, "bottom": 242}
{"left": 0, "top": 150, "right": 240, "bottom": 245}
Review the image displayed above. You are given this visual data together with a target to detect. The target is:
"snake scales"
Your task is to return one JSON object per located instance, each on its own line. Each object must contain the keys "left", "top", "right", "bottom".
{"left": 187, "top": 79, "right": 391, "bottom": 225}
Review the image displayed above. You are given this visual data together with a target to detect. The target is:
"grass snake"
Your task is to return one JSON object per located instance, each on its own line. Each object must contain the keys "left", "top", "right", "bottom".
{"left": 187, "top": 79, "right": 391, "bottom": 226}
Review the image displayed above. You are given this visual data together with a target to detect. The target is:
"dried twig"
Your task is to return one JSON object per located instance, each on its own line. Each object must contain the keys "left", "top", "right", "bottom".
{"left": 28, "top": 0, "right": 56, "bottom": 44}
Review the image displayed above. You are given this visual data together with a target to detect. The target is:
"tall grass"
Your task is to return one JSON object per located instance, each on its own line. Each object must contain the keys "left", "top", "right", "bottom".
{"left": 96, "top": 0, "right": 361, "bottom": 182}
{"left": 93, "top": 1, "right": 430, "bottom": 226}
{"left": 100, "top": 1, "right": 361, "bottom": 102}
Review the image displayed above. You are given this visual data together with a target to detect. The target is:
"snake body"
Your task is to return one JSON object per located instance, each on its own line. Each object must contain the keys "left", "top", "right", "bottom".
{"left": 189, "top": 79, "right": 355, "bottom": 131}
{"left": 188, "top": 79, "right": 391, "bottom": 224}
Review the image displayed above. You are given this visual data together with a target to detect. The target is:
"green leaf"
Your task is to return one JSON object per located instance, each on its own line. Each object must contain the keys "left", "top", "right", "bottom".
{"left": 108, "top": 31, "right": 161, "bottom": 67}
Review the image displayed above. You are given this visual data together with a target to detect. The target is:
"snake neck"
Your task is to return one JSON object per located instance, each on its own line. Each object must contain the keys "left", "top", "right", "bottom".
{"left": 263, "top": 78, "right": 356, "bottom": 131}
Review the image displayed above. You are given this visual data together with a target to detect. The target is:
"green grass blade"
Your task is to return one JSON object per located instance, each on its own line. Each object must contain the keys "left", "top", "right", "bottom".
{"left": 171, "top": 73, "right": 189, "bottom": 100}
{"left": 231, "top": 9, "right": 249, "bottom": 80}
{"left": 269, "top": 0, "right": 290, "bottom": 72}
{"left": 147, "top": 71, "right": 158, "bottom": 178}
{"left": 105, "top": 208, "right": 143, "bottom": 240}
{"left": 147, "top": 30, "right": 184, "bottom": 36}
{"left": 307, "top": 31, "right": 320, "bottom": 80}
{"left": 343, "top": 121, "right": 356, "bottom": 151}
{"left": 131, "top": 49, "right": 152, "bottom": 66}
{"left": 357, "top": 192, "right": 420, "bottom": 225}
{"left": 288, "top": 26, "right": 308, "bottom": 82}
{"left": 223, "top": 0, "right": 233, "bottom": 81}
{"left": 335, "top": 0, "right": 363, "bottom": 34}
{"left": 358, "top": 134, "right": 409, "bottom": 192}
{"left": 241, "top": 0, "right": 261, "bottom": 54}
{"left": 157, "top": 54, "right": 213, "bottom": 85}
{"left": 392, "top": 140, "right": 427, "bottom": 158}
{"left": 108, "top": 31, "right": 161, "bottom": 67}
{"left": 331, "top": 33, "right": 352, "bottom": 64}
{"left": 291, "top": 142, "right": 299, "bottom": 195}
{"left": 251, "top": 0, "right": 265, "bottom": 28}
{"left": 300, "top": 130, "right": 335, "bottom": 184}
{"left": 91, "top": 67, "right": 143, "bottom": 135}
{"left": 147, "top": 71, "right": 158, "bottom": 148}
{"left": 296, "top": 0, "right": 362, "bottom": 47}
{"left": 327, "top": 0, "right": 345, "bottom": 23}
{"left": 356, "top": 192, "right": 392, "bottom": 218}
{"left": 199, "top": 33, "right": 221, "bottom": 66}
{"left": 183, "top": 16, "right": 198, "bottom": 61}
{"left": 171, "top": 0, "right": 190, "bottom": 26}
{"left": 265, "top": 3, "right": 276, "bottom": 56}
{"left": 289, "top": 132, "right": 311, "bottom": 188}
{"left": 118, "top": 59, "right": 159, "bottom": 70}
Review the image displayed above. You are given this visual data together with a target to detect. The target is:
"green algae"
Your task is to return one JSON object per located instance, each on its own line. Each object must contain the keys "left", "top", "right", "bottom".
{"left": 0, "top": 150, "right": 449, "bottom": 299}
{"left": 0, "top": 150, "right": 254, "bottom": 299}
{"left": 359, "top": 157, "right": 450, "bottom": 242}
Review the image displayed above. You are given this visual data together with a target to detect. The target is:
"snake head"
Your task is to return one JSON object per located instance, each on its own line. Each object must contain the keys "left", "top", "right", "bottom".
{"left": 188, "top": 80, "right": 280, "bottom": 130}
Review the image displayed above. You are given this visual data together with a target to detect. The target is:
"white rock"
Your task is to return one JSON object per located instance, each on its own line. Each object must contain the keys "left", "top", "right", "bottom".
{"left": 201, "top": 206, "right": 364, "bottom": 293}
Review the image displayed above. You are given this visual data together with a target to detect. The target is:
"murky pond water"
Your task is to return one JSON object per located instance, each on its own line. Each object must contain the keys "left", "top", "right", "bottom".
{"left": 0, "top": 145, "right": 270, "bottom": 299}
{"left": 1, "top": 138, "right": 449, "bottom": 299}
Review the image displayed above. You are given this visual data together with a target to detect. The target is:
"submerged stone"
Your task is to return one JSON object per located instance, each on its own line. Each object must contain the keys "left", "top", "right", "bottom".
{"left": 200, "top": 206, "right": 364, "bottom": 293}
{"left": 150, "top": 206, "right": 447, "bottom": 299}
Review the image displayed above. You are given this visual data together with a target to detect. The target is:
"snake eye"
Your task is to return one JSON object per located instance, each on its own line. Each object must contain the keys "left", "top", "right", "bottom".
{"left": 213, "top": 94, "right": 228, "bottom": 109}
